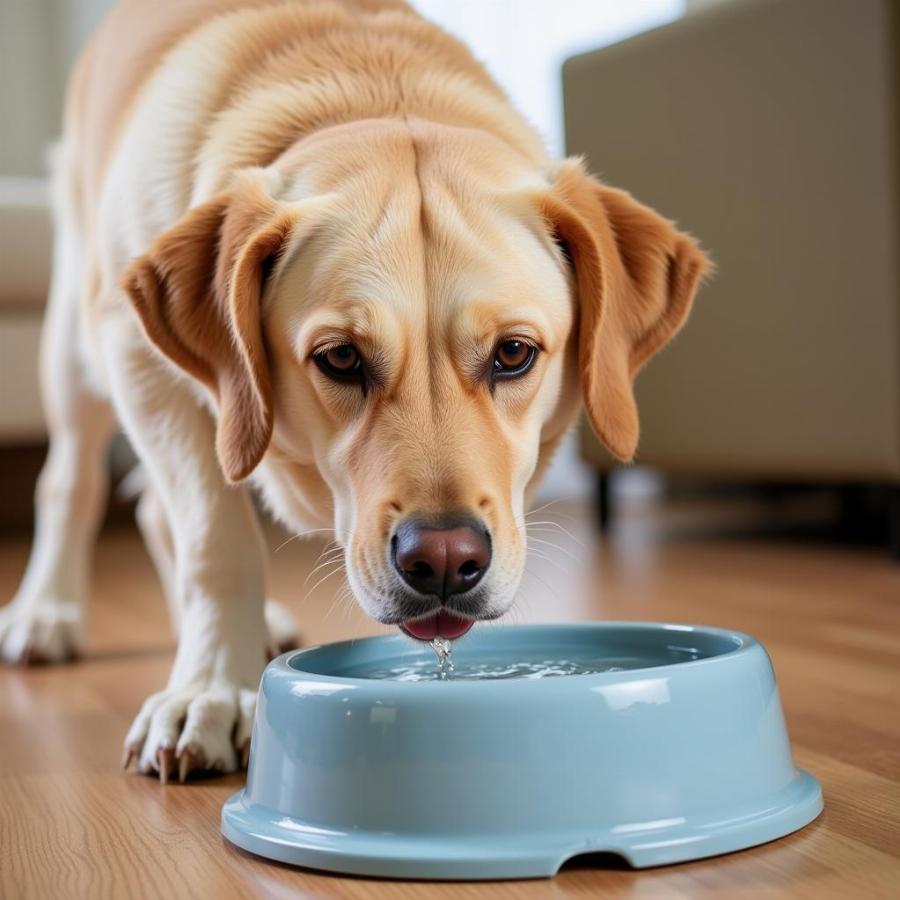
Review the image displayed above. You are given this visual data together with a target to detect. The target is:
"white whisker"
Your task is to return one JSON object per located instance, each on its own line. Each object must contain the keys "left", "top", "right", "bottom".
{"left": 522, "top": 565, "right": 555, "bottom": 594}
{"left": 303, "top": 565, "right": 346, "bottom": 603}
{"left": 274, "top": 527, "right": 337, "bottom": 553}
{"left": 526, "top": 536, "right": 579, "bottom": 562}
{"left": 324, "top": 579, "right": 353, "bottom": 621}
{"left": 303, "top": 554, "right": 346, "bottom": 586}
{"left": 523, "top": 499, "right": 564, "bottom": 518}
{"left": 521, "top": 519, "right": 585, "bottom": 547}
{"left": 525, "top": 547, "right": 569, "bottom": 575}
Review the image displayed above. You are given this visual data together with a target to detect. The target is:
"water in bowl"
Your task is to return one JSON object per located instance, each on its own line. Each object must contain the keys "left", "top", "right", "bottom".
{"left": 350, "top": 636, "right": 688, "bottom": 681}
{"left": 330, "top": 637, "right": 706, "bottom": 681}
{"left": 363, "top": 656, "right": 630, "bottom": 681}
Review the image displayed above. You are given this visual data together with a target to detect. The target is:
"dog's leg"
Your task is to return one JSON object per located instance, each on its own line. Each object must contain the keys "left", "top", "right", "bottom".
{"left": 0, "top": 157, "right": 116, "bottom": 664}
{"left": 264, "top": 597, "right": 301, "bottom": 658}
{"left": 0, "top": 346, "right": 114, "bottom": 663}
{"left": 137, "top": 485, "right": 300, "bottom": 654}
{"left": 135, "top": 486, "right": 180, "bottom": 635}
{"left": 104, "top": 320, "right": 266, "bottom": 780}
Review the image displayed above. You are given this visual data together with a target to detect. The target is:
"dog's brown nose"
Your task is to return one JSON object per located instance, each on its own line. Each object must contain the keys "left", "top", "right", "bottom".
{"left": 392, "top": 520, "right": 491, "bottom": 600}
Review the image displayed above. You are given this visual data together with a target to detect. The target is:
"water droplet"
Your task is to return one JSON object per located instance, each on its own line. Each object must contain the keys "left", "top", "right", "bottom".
{"left": 429, "top": 637, "right": 454, "bottom": 679}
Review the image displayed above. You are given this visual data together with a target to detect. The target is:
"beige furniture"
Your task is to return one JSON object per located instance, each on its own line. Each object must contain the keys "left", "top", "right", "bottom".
{"left": 0, "top": 177, "right": 51, "bottom": 442}
{"left": 0, "top": 0, "right": 114, "bottom": 442}
{"left": 564, "top": 0, "right": 900, "bottom": 492}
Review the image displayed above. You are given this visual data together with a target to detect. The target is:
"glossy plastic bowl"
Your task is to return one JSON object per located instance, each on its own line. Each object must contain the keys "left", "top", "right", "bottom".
{"left": 222, "top": 623, "right": 822, "bottom": 879}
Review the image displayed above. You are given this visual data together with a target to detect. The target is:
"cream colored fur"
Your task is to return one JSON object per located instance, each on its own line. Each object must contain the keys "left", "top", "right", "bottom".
{"left": 0, "top": 0, "right": 708, "bottom": 782}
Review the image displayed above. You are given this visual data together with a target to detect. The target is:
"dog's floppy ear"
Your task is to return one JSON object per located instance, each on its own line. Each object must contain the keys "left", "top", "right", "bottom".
{"left": 539, "top": 158, "right": 710, "bottom": 461}
{"left": 122, "top": 171, "right": 297, "bottom": 482}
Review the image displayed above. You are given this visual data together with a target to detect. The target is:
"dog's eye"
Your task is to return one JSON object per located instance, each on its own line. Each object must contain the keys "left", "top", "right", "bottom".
{"left": 493, "top": 340, "right": 537, "bottom": 378}
{"left": 314, "top": 344, "right": 364, "bottom": 383}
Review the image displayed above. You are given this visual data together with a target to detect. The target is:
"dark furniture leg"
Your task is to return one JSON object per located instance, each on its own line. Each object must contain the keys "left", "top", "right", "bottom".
{"left": 889, "top": 486, "right": 900, "bottom": 560}
{"left": 596, "top": 472, "right": 611, "bottom": 531}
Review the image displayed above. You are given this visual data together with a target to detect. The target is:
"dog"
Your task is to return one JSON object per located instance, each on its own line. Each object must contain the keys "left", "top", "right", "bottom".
{"left": 0, "top": 0, "right": 709, "bottom": 781}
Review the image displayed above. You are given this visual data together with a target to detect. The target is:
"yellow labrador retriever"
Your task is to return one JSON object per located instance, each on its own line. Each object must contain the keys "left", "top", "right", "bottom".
{"left": 0, "top": 0, "right": 708, "bottom": 781}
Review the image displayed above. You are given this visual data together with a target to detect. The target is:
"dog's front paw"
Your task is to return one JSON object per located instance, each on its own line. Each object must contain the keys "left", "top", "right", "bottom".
{"left": 123, "top": 681, "right": 257, "bottom": 783}
{"left": 0, "top": 598, "right": 82, "bottom": 664}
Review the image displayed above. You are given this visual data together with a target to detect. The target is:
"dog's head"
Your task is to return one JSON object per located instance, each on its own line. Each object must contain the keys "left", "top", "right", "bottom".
{"left": 123, "top": 125, "right": 709, "bottom": 638}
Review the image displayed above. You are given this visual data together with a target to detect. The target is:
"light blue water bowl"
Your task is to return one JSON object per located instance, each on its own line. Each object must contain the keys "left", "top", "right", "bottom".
{"left": 222, "top": 622, "right": 822, "bottom": 879}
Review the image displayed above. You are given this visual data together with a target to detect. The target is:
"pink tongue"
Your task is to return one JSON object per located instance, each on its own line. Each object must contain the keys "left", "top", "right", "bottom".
{"left": 402, "top": 610, "right": 474, "bottom": 640}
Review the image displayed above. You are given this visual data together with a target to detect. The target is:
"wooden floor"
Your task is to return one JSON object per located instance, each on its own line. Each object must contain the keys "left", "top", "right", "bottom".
{"left": 1, "top": 492, "right": 899, "bottom": 899}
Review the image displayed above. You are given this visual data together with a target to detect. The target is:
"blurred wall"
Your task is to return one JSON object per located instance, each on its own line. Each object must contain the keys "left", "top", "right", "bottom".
{"left": 0, "top": 0, "right": 114, "bottom": 175}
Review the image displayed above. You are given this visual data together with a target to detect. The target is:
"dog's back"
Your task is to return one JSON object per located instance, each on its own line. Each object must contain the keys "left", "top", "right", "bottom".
{"left": 65, "top": 0, "right": 543, "bottom": 232}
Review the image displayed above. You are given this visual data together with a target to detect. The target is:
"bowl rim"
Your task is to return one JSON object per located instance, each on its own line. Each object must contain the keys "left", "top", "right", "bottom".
{"left": 274, "top": 621, "right": 760, "bottom": 693}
